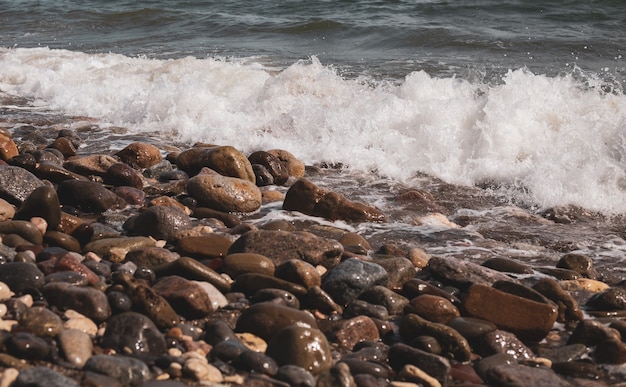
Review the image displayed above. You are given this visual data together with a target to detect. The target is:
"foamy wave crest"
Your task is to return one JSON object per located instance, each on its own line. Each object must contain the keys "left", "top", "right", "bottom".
{"left": 1, "top": 47, "right": 626, "bottom": 213}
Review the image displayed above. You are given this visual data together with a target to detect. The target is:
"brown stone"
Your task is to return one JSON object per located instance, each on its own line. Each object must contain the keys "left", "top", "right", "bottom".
{"left": 235, "top": 301, "right": 318, "bottom": 342}
{"left": 104, "top": 163, "right": 144, "bottom": 189}
{"left": 274, "top": 259, "right": 321, "bottom": 289}
{"left": 463, "top": 284, "right": 558, "bottom": 342}
{"left": 14, "top": 185, "right": 61, "bottom": 230}
{"left": 227, "top": 229, "right": 344, "bottom": 269}
{"left": 47, "top": 137, "right": 77, "bottom": 158}
{"left": 115, "top": 142, "right": 162, "bottom": 169}
{"left": 283, "top": 178, "right": 386, "bottom": 223}
{"left": 177, "top": 146, "right": 255, "bottom": 182}
{"left": 33, "top": 162, "right": 88, "bottom": 184}
{"left": 405, "top": 294, "right": 460, "bottom": 324}
{"left": 176, "top": 234, "right": 233, "bottom": 259}
{"left": 221, "top": 253, "right": 275, "bottom": 278}
{"left": 0, "top": 133, "right": 18, "bottom": 162}
{"left": 186, "top": 169, "right": 262, "bottom": 213}
{"left": 321, "top": 315, "right": 380, "bottom": 349}
{"left": 267, "top": 149, "right": 305, "bottom": 178}
{"left": 266, "top": 326, "right": 332, "bottom": 375}
{"left": 248, "top": 151, "right": 289, "bottom": 185}
{"left": 399, "top": 313, "right": 472, "bottom": 362}
{"left": 152, "top": 275, "right": 214, "bottom": 319}
{"left": 130, "top": 205, "right": 192, "bottom": 242}
{"left": 64, "top": 154, "right": 119, "bottom": 176}
{"left": 532, "top": 278, "right": 584, "bottom": 323}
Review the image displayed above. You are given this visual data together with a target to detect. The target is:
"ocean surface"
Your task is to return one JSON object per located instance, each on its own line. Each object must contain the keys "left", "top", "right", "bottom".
{"left": 1, "top": 1, "right": 626, "bottom": 276}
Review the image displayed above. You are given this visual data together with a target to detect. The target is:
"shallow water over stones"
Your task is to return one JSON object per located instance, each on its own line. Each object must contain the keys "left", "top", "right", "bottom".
{"left": 1, "top": 108, "right": 626, "bottom": 385}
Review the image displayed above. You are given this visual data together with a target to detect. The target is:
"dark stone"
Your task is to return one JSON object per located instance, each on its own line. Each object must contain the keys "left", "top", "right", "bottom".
{"left": 557, "top": 253, "right": 598, "bottom": 279}
{"left": 357, "top": 285, "right": 409, "bottom": 316}
{"left": 129, "top": 205, "right": 192, "bottom": 242}
{"left": 266, "top": 326, "right": 332, "bottom": 375}
{"left": 426, "top": 256, "right": 514, "bottom": 290}
{"left": 387, "top": 343, "right": 450, "bottom": 386}
{"left": 83, "top": 354, "right": 152, "bottom": 386}
{"left": 0, "top": 262, "right": 45, "bottom": 294}
{"left": 228, "top": 230, "right": 344, "bottom": 269}
{"left": 42, "top": 281, "right": 111, "bottom": 323}
{"left": 6, "top": 332, "right": 51, "bottom": 361}
{"left": 248, "top": 151, "right": 289, "bottom": 185}
{"left": 321, "top": 258, "right": 388, "bottom": 306}
{"left": 100, "top": 312, "right": 167, "bottom": 356}
{"left": 275, "top": 365, "right": 316, "bottom": 387}
{"left": 12, "top": 366, "right": 80, "bottom": 387}
{"left": 485, "top": 364, "right": 570, "bottom": 387}
{"left": 235, "top": 301, "right": 318, "bottom": 342}
{"left": 104, "top": 163, "right": 144, "bottom": 189}
{"left": 57, "top": 180, "right": 126, "bottom": 213}
{"left": 399, "top": 313, "right": 472, "bottom": 362}
{"left": 0, "top": 165, "right": 44, "bottom": 205}
{"left": 586, "top": 287, "right": 626, "bottom": 311}
{"left": 14, "top": 185, "right": 61, "bottom": 230}
{"left": 481, "top": 257, "right": 534, "bottom": 274}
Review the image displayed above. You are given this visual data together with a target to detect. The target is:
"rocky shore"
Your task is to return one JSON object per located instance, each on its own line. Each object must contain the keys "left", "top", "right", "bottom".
{"left": 0, "top": 117, "right": 625, "bottom": 387}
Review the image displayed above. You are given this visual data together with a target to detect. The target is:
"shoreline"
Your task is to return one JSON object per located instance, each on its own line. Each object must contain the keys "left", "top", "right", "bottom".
{"left": 0, "top": 108, "right": 625, "bottom": 385}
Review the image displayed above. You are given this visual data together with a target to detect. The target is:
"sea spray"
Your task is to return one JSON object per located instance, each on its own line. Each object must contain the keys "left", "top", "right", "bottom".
{"left": 1, "top": 47, "right": 625, "bottom": 214}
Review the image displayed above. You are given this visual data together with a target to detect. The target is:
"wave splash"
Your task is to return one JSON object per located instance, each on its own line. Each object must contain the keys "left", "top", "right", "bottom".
{"left": 1, "top": 47, "right": 625, "bottom": 214}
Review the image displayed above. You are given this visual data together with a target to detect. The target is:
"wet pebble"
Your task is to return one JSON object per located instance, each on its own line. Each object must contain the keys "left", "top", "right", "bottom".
{"left": 100, "top": 311, "right": 167, "bottom": 355}
{"left": 251, "top": 288, "right": 301, "bottom": 309}
{"left": 275, "top": 365, "right": 316, "bottom": 387}
{"left": 426, "top": 256, "right": 515, "bottom": 289}
{"left": 152, "top": 275, "right": 215, "bottom": 319}
{"left": 83, "top": 354, "right": 152, "bottom": 386}
{"left": 266, "top": 326, "right": 333, "bottom": 375}
{"left": 374, "top": 257, "right": 416, "bottom": 289}
{"left": 0, "top": 165, "right": 44, "bottom": 205}
{"left": 186, "top": 168, "right": 261, "bottom": 213}
{"left": 322, "top": 315, "right": 380, "bottom": 350}
{"left": 274, "top": 259, "right": 321, "bottom": 288}
{"left": 484, "top": 364, "right": 570, "bottom": 387}
{"left": 104, "top": 163, "right": 144, "bottom": 189}
{"left": 176, "top": 234, "right": 232, "bottom": 259}
{"left": 400, "top": 313, "right": 472, "bottom": 362}
{"left": 359, "top": 285, "right": 409, "bottom": 315}
{"left": 221, "top": 253, "right": 276, "bottom": 278}
{"left": 476, "top": 329, "right": 535, "bottom": 360}
{"left": 6, "top": 332, "right": 51, "bottom": 361}
{"left": 58, "top": 328, "right": 93, "bottom": 367}
{"left": 57, "top": 180, "right": 125, "bottom": 213}
{"left": 387, "top": 343, "right": 450, "bottom": 386}
{"left": 183, "top": 356, "right": 224, "bottom": 382}
{"left": 12, "top": 366, "right": 79, "bottom": 387}
{"left": 463, "top": 283, "right": 558, "bottom": 342}
{"left": 18, "top": 306, "right": 63, "bottom": 337}
{"left": 42, "top": 282, "right": 111, "bottom": 323}
{"left": 321, "top": 258, "right": 388, "bottom": 306}
{"left": 404, "top": 294, "right": 460, "bottom": 324}
{"left": 557, "top": 253, "right": 598, "bottom": 279}
{"left": 0, "top": 262, "right": 45, "bottom": 294}
{"left": 586, "top": 287, "right": 626, "bottom": 311}
{"left": 235, "top": 301, "right": 317, "bottom": 341}
{"left": 129, "top": 205, "right": 192, "bottom": 242}
{"left": 228, "top": 229, "right": 344, "bottom": 269}
{"left": 13, "top": 185, "right": 61, "bottom": 230}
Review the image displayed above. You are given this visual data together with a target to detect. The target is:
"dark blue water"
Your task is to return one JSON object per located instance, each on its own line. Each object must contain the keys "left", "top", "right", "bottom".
{"left": 1, "top": 0, "right": 624, "bottom": 82}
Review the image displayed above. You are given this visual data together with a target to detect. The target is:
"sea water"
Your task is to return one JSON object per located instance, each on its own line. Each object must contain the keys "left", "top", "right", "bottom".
{"left": 1, "top": 1, "right": 626, "bottom": 267}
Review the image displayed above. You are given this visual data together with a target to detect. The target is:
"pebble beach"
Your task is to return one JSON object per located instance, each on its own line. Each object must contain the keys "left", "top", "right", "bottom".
{"left": 0, "top": 102, "right": 625, "bottom": 387}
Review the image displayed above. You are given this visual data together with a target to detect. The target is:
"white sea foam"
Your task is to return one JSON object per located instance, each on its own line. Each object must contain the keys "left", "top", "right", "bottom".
{"left": 1, "top": 47, "right": 626, "bottom": 214}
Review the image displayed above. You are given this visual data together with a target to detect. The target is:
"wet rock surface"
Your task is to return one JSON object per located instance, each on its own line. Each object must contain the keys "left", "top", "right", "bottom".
{"left": 0, "top": 123, "right": 624, "bottom": 386}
